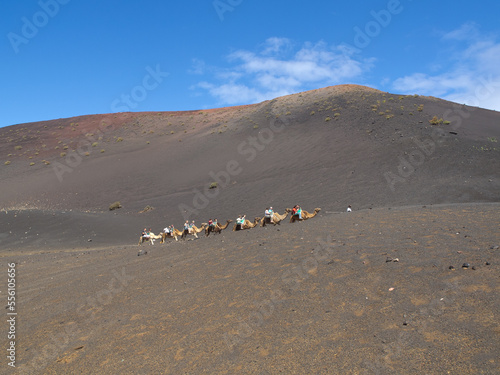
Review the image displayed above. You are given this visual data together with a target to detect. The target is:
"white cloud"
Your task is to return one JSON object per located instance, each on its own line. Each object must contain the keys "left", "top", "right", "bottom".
{"left": 392, "top": 24, "right": 500, "bottom": 111}
{"left": 192, "top": 38, "right": 374, "bottom": 106}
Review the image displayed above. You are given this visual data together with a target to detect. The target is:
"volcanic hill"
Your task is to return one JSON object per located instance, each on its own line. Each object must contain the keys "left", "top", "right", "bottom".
{"left": 1, "top": 84, "right": 499, "bottom": 249}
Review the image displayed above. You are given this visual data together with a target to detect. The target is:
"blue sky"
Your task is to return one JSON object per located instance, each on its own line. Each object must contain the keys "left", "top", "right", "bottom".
{"left": 1, "top": 0, "right": 499, "bottom": 127}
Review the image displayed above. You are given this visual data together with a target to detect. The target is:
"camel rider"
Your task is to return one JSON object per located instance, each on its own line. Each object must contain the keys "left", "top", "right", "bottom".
{"left": 264, "top": 207, "right": 274, "bottom": 224}
{"left": 236, "top": 215, "right": 242, "bottom": 229}
{"left": 208, "top": 219, "right": 214, "bottom": 228}
{"left": 190, "top": 221, "right": 195, "bottom": 229}
{"left": 296, "top": 206, "right": 302, "bottom": 219}
{"left": 183, "top": 221, "right": 189, "bottom": 233}
{"left": 142, "top": 228, "right": 150, "bottom": 239}
{"left": 213, "top": 219, "right": 218, "bottom": 228}
{"left": 269, "top": 207, "right": 274, "bottom": 223}
{"left": 164, "top": 226, "right": 170, "bottom": 234}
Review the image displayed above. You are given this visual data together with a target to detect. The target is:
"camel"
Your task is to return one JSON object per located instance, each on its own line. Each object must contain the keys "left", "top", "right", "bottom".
{"left": 160, "top": 229, "right": 182, "bottom": 243}
{"left": 206, "top": 220, "right": 233, "bottom": 236}
{"left": 233, "top": 217, "right": 261, "bottom": 231}
{"left": 289, "top": 208, "right": 321, "bottom": 223}
{"left": 260, "top": 209, "right": 291, "bottom": 227}
{"left": 138, "top": 232, "right": 162, "bottom": 245}
{"left": 181, "top": 223, "right": 207, "bottom": 240}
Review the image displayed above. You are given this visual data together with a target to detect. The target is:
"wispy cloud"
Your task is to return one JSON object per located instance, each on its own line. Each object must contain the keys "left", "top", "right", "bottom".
{"left": 393, "top": 23, "right": 500, "bottom": 110}
{"left": 192, "top": 38, "right": 374, "bottom": 105}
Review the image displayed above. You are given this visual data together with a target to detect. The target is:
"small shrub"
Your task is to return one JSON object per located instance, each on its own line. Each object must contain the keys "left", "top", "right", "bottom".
{"left": 310, "top": 111, "right": 315, "bottom": 116}
{"left": 386, "top": 114, "right": 394, "bottom": 119}
{"left": 30, "top": 162, "right": 35, "bottom": 166}
{"left": 100, "top": 149, "right": 105, "bottom": 153}
{"left": 429, "top": 116, "right": 444, "bottom": 125}
{"left": 417, "top": 104, "right": 424, "bottom": 112}
{"left": 92, "top": 142, "right": 98, "bottom": 147}
{"left": 139, "top": 205, "right": 154, "bottom": 213}
{"left": 325, "top": 117, "right": 331, "bottom": 122}
{"left": 488, "top": 137, "right": 497, "bottom": 143}
{"left": 60, "top": 152, "right": 66, "bottom": 157}
{"left": 209, "top": 182, "right": 218, "bottom": 189}
{"left": 109, "top": 201, "right": 122, "bottom": 211}
{"left": 443, "top": 120, "right": 451, "bottom": 125}
{"left": 116, "top": 137, "right": 123, "bottom": 142}
{"left": 334, "top": 113, "right": 341, "bottom": 117}
{"left": 14, "top": 145, "right": 22, "bottom": 150}
{"left": 4, "top": 161, "right": 11, "bottom": 165}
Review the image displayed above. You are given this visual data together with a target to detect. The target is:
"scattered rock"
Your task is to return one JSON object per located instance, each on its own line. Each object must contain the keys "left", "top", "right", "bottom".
{"left": 449, "top": 266, "right": 455, "bottom": 270}
{"left": 462, "top": 263, "right": 470, "bottom": 269}
{"left": 485, "top": 262, "right": 491, "bottom": 266}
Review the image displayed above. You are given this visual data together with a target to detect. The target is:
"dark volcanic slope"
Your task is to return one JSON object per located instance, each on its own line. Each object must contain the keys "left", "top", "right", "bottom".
{"left": 1, "top": 85, "right": 500, "bottom": 242}
{"left": 8, "top": 203, "right": 500, "bottom": 374}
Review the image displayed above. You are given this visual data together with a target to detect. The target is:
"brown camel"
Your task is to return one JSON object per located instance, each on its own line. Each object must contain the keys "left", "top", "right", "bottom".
{"left": 233, "top": 217, "right": 261, "bottom": 231}
{"left": 160, "top": 229, "right": 182, "bottom": 243}
{"left": 289, "top": 208, "right": 321, "bottom": 223}
{"left": 260, "top": 208, "right": 291, "bottom": 227}
{"left": 138, "top": 232, "right": 162, "bottom": 245}
{"left": 206, "top": 220, "right": 233, "bottom": 236}
{"left": 181, "top": 223, "right": 208, "bottom": 240}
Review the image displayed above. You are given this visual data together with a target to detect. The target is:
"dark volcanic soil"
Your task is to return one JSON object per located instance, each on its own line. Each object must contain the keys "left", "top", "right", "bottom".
{"left": 2, "top": 204, "right": 499, "bottom": 374}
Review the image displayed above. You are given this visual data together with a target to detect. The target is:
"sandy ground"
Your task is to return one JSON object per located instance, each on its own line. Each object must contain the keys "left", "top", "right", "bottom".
{"left": 2, "top": 203, "right": 498, "bottom": 374}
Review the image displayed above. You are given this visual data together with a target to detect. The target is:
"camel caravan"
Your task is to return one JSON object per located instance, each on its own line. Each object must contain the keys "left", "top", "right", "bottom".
{"left": 139, "top": 205, "right": 321, "bottom": 246}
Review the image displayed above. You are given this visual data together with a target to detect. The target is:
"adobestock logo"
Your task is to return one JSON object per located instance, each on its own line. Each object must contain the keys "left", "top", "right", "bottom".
{"left": 7, "top": 0, "right": 71, "bottom": 54}
{"left": 110, "top": 65, "right": 168, "bottom": 112}
{"left": 213, "top": 0, "right": 243, "bottom": 21}
{"left": 343, "top": 0, "right": 407, "bottom": 53}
